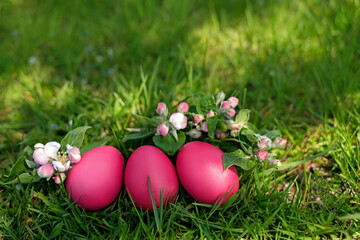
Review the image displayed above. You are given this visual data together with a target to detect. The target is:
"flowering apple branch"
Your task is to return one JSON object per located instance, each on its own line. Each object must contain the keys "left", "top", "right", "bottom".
{"left": 124, "top": 91, "right": 288, "bottom": 169}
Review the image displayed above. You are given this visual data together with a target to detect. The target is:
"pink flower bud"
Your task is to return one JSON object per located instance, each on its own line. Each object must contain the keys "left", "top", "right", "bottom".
{"left": 201, "top": 122, "right": 208, "bottom": 132}
{"left": 157, "top": 124, "right": 169, "bottom": 136}
{"left": 156, "top": 102, "right": 168, "bottom": 116}
{"left": 69, "top": 147, "right": 81, "bottom": 163}
{"left": 54, "top": 173, "right": 66, "bottom": 184}
{"left": 178, "top": 102, "right": 189, "bottom": 113}
{"left": 272, "top": 138, "right": 287, "bottom": 148}
{"left": 259, "top": 138, "right": 268, "bottom": 149}
{"left": 257, "top": 150, "right": 268, "bottom": 160}
{"left": 37, "top": 163, "right": 55, "bottom": 178}
{"left": 194, "top": 114, "right": 204, "bottom": 123}
{"left": 33, "top": 148, "right": 50, "bottom": 165}
{"left": 207, "top": 110, "right": 215, "bottom": 118}
{"left": 186, "top": 129, "right": 202, "bottom": 138}
{"left": 169, "top": 113, "right": 187, "bottom": 130}
{"left": 221, "top": 101, "right": 231, "bottom": 110}
{"left": 228, "top": 97, "right": 239, "bottom": 108}
{"left": 226, "top": 109, "right": 236, "bottom": 118}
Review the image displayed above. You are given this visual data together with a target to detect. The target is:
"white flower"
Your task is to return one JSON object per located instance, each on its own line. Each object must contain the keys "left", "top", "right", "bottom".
{"left": 33, "top": 141, "right": 60, "bottom": 165}
{"left": 44, "top": 141, "right": 61, "bottom": 159}
{"left": 53, "top": 160, "right": 71, "bottom": 172}
{"left": 169, "top": 112, "right": 188, "bottom": 130}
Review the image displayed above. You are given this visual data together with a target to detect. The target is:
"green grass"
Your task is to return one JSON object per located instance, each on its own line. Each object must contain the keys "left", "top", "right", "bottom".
{"left": 1, "top": 0, "right": 360, "bottom": 238}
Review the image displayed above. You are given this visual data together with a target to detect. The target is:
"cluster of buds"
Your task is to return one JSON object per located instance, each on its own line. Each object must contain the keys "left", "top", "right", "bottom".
{"left": 217, "top": 91, "right": 239, "bottom": 119}
{"left": 155, "top": 92, "right": 243, "bottom": 140}
{"left": 32, "top": 141, "right": 81, "bottom": 184}
{"left": 155, "top": 102, "right": 189, "bottom": 140}
{"left": 254, "top": 135, "right": 287, "bottom": 167}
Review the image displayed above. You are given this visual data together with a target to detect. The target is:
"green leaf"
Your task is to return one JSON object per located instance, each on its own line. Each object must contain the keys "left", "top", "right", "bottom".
{"left": 207, "top": 116, "right": 218, "bottom": 139}
{"left": 6, "top": 172, "right": 41, "bottom": 184}
{"left": 80, "top": 137, "right": 111, "bottom": 154}
{"left": 61, "top": 126, "right": 91, "bottom": 149}
{"left": 151, "top": 116, "right": 165, "bottom": 125}
{"left": 196, "top": 95, "right": 216, "bottom": 115}
{"left": 122, "top": 131, "right": 156, "bottom": 142}
{"left": 223, "top": 149, "right": 256, "bottom": 170}
{"left": 153, "top": 131, "right": 186, "bottom": 155}
{"left": 133, "top": 114, "right": 158, "bottom": 128}
{"left": 338, "top": 213, "right": 360, "bottom": 220}
{"left": 241, "top": 129, "right": 258, "bottom": 143}
{"left": 6, "top": 156, "right": 27, "bottom": 178}
{"left": 235, "top": 109, "right": 250, "bottom": 125}
{"left": 50, "top": 222, "right": 64, "bottom": 238}
{"left": 25, "top": 159, "right": 40, "bottom": 169}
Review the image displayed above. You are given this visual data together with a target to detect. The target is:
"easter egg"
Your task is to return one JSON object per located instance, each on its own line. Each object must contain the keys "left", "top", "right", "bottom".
{"left": 176, "top": 141, "right": 239, "bottom": 205}
{"left": 124, "top": 145, "right": 179, "bottom": 212}
{"left": 66, "top": 146, "right": 124, "bottom": 211}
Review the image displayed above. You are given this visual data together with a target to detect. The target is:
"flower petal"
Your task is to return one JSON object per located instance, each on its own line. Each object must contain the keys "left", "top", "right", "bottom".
{"left": 44, "top": 141, "right": 61, "bottom": 159}
{"left": 33, "top": 148, "right": 50, "bottom": 165}
{"left": 34, "top": 143, "right": 45, "bottom": 149}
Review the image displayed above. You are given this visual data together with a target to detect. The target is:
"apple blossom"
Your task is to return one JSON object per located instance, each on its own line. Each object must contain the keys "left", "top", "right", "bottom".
{"left": 37, "top": 163, "right": 55, "bottom": 178}
{"left": 33, "top": 147, "right": 50, "bottom": 165}
{"left": 44, "top": 141, "right": 61, "bottom": 159}
{"left": 257, "top": 150, "right": 268, "bottom": 160}
{"left": 272, "top": 138, "right": 287, "bottom": 148}
{"left": 178, "top": 102, "right": 189, "bottom": 113}
{"left": 54, "top": 173, "right": 66, "bottom": 184}
{"left": 157, "top": 124, "right": 169, "bottom": 136}
{"left": 226, "top": 109, "right": 236, "bottom": 118}
{"left": 228, "top": 97, "right": 239, "bottom": 108}
{"left": 53, "top": 161, "right": 71, "bottom": 172}
{"left": 201, "top": 122, "right": 208, "bottom": 132}
{"left": 221, "top": 101, "right": 231, "bottom": 110}
{"left": 52, "top": 159, "right": 71, "bottom": 172}
{"left": 156, "top": 102, "right": 168, "bottom": 116}
{"left": 67, "top": 144, "right": 81, "bottom": 163}
{"left": 254, "top": 134, "right": 272, "bottom": 149}
{"left": 169, "top": 112, "right": 187, "bottom": 130}
{"left": 207, "top": 110, "right": 215, "bottom": 118}
{"left": 194, "top": 114, "right": 204, "bottom": 123}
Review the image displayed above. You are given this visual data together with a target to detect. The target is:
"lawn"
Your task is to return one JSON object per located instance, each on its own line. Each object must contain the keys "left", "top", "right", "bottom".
{"left": 1, "top": 0, "right": 360, "bottom": 238}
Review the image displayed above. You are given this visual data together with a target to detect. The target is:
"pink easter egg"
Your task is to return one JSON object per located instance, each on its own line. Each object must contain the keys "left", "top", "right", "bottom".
{"left": 124, "top": 145, "right": 179, "bottom": 212}
{"left": 176, "top": 141, "right": 239, "bottom": 205}
{"left": 66, "top": 146, "right": 124, "bottom": 211}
